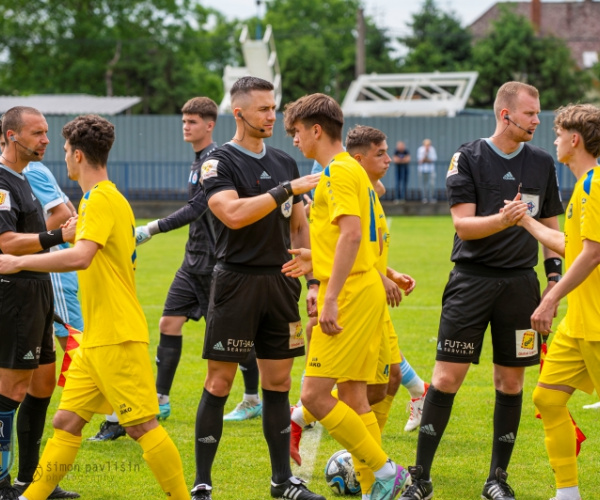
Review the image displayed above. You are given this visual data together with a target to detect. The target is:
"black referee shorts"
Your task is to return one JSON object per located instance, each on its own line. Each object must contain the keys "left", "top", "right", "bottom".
{"left": 162, "top": 267, "right": 212, "bottom": 321}
{"left": 203, "top": 263, "right": 305, "bottom": 362}
{"left": 436, "top": 263, "right": 541, "bottom": 367}
{"left": 0, "top": 275, "right": 55, "bottom": 369}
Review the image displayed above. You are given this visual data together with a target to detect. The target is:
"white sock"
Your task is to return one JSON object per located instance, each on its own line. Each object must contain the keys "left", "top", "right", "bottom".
{"left": 556, "top": 486, "right": 581, "bottom": 500}
{"left": 291, "top": 405, "right": 307, "bottom": 427}
{"left": 157, "top": 393, "right": 169, "bottom": 405}
{"left": 374, "top": 459, "right": 396, "bottom": 479}
{"left": 243, "top": 393, "right": 260, "bottom": 405}
{"left": 105, "top": 411, "right": 119, "bottom": 423}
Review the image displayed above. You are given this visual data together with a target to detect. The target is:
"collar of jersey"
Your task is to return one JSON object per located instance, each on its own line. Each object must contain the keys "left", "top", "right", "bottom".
{"left": 0, "top": 162, "right": 25, "bottom": 179}
{"left": 227, "top": 141, "right": 266, "bottom": 159}
{"left": 484, "top": 138, "right": 524, "bottom": 160}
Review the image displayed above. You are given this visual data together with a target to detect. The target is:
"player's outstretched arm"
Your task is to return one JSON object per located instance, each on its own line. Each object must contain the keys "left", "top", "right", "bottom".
{"left": 517, "top": 215, "right": 565, "bottom": 257}
{"left": 0, "top": 239, "right": 99, "bottom": 274}
{"left": 282, "top": 248, "right": 313, "bottom": 277}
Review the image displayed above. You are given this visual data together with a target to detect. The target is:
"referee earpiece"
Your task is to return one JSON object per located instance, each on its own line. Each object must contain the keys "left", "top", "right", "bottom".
{"left": 10, "top": 135, "right": 16, "bottom": 142}
{"left": 505, "top": 114, "right": 510, "bottom": 121}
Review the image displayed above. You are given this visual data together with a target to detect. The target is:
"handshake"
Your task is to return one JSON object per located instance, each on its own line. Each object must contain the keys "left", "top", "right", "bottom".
{"left": 135, "top": 219, "right": 161, "bottom": 246}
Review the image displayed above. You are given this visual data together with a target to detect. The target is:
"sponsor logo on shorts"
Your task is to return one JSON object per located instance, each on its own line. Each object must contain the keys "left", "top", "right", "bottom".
{"left": 515, "top": 329, "right": 538, "bottom": 357}
{"left": 224, "top": 339, "right": 253, "bottom": 354}
{"left": 119, "top": 403, "right": 133, "bottom": 415}
{"left": 289, "top": 321, "right": 304, "bottom": 350}
{"left": 22, "top": 351, "right": 35, "bottom": 360}
{"left": 440, "top": 339, "right": 475, "bottom": 356}
{"left": 308, "top": 357, "right": 321, "bottom": 368}
{"left": 213, "top": 341, "right": 225, "bottom": 351}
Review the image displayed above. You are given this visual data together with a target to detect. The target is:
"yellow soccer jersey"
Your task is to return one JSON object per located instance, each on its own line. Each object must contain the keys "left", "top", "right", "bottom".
{"left": 75, "top": 181, "right": 148, "bottom": 347}
{"left": 564, "top": 167, "right": 600, "bottom": 340}
{"left": 374, "top": 195, "right": 389, "bottom": 275}
{"left": 310, "top": 152, "right": 381, "bottom": 280}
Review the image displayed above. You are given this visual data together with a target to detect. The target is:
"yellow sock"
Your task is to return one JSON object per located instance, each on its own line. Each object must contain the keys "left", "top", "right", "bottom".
{"left": 320, "top": 401, "right": 388, "bottom": 472}
{"left": 371, "top": 394, "right": 394, "bottom": 431}
{"left": 138, "top": 426, "right": 190, "bottom": 499}
{"left": 533, "top": 386, "right": 577, "bottom": 489}
{"left": 22, "top": 429, "right": 81, "bottom": 500}
{"left": 353, "top": 411, "right": 380, "bottom": 494}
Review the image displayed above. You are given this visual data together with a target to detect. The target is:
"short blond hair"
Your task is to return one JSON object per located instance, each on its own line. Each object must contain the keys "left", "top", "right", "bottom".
{"left": 494, "top": 81, "right": 539, "bottom": 118}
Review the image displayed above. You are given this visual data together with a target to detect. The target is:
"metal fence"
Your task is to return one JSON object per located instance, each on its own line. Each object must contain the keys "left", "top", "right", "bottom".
{"left": 42, "top": 112, "right": 577, "bottom": 203}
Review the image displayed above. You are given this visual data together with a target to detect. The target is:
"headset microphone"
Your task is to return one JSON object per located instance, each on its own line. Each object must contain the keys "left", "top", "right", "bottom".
{"left": 237, "top": 112, "right": 265, "bottom": 133}
{"left": 505, "top": 115, "right": 533, "bottom": 135}
{"left": 10, "top": 136, "right": 40, "bottom": 156}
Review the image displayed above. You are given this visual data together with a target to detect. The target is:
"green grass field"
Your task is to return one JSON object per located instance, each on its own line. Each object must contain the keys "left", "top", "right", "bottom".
{"left": 31, "top": 216, "right": 599, "bottom": 499}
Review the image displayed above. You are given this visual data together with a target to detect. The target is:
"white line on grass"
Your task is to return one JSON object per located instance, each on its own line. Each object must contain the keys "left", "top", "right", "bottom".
{"left": 292, "top": 422, "right": 324, "bottom": 482}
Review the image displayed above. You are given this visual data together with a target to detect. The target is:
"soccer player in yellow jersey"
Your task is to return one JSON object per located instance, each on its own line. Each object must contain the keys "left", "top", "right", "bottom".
{"left": 283, "top": 94, "right": 410, "bottom": 500}
{"left": 0, "top": 115, "right": 189, "bottom": 500}
{"left": 516, "top": 104, "right": 600, "bottom": 500}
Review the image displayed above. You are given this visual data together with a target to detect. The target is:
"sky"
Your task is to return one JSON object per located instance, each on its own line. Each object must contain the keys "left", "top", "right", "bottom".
{"left": 200, "top": 0, "right": 501, "bottom": 37}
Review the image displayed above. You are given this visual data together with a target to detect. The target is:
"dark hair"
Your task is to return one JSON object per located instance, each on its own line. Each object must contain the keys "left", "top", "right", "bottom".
{"left": 554, "top": 104, "right": 600, "bottom": 158}
{"left": 230, "top": 77, "right": 274, "bottom": 104}
{"left": 345, "top": 125, "right": 387, "bottom": 156}
{"left": 1, "top": 106, "right": 43, "bottom": 141}
{"left": 283, "top": 93, "right": 344, "bottom": 142}
{"left": 62, "top": 114, "right": 115, "bottom": 167}
{"left": 181, "top": 97, "right": 218, "bottom": 122}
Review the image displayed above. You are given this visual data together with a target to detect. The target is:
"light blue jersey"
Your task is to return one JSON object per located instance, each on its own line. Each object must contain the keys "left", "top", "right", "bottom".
{"left": 23, "top": 162, "right": 83, "bottom": 335}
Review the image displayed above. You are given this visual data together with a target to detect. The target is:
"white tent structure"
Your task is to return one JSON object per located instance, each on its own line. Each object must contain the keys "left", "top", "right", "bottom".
{"left": 342, "top": 71, "right": 479, "bottom": 117}
{"left": 219, "top": 24, "right": 282, "bottom": 113}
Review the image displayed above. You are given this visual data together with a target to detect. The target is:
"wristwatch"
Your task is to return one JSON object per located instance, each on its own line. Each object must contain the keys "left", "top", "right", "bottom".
{"left": 548, "top": 275, "right": 562, "bottom": 283}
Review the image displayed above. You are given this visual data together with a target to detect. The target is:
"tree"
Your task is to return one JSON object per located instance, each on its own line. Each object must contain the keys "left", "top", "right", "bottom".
{"left": 0, "top": 0, "right": 238, "bottom": 113}
{"left": 399, "top": 0, "right": 472, "bottom": 73}
{"left": 264, "top": 0, "right": 400, "bottom": 104}
{"left": 470, "top": 5, "right": 589, "bottom": 109}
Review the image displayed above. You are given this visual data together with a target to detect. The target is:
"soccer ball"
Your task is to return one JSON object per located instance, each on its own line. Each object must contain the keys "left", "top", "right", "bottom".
{"left": 324, "top": 449, "right": 361, "bottom": 496}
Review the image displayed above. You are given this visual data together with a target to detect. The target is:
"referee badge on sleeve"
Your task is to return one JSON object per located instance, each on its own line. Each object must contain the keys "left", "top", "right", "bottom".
{"left": 0, "top": 189, "right": 11, "bottom": 211}
{"left": 447, "top": 153, "right": 460, "bottom": 178}
{"left": 281, "top": 196, "right": 293, "bottom": 218}
{"left": 200, "top": 159, "right": 219, "bottom": 183}
{"left": 515, "top": 329, "right": 538, "bottom": 358}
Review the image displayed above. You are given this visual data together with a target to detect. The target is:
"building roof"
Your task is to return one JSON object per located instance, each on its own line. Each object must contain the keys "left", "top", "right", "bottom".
{"left": 0, "top": 94, "right": 141, "bottom": 115}
{"left": 469, "top": 0, "right": 600, "bottom": 68}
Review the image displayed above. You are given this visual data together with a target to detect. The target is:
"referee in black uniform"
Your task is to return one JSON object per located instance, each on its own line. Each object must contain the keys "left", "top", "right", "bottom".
{"left": 191, "top": 77, "right": 322, "bottom": 500}
{"left": 0, "top": 107, "right": 76, "bottom": 498}
{"left": 402, "top": 82, "right": 564, "bottom": 500}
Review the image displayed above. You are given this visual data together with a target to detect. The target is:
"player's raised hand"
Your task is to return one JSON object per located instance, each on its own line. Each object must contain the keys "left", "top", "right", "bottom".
{"left": 282, "top": 248, "right": 313, "bottom": 277}
{"left": 501, "top": 192, "right": 527, "bottom": 227}
{"left": 290, "top": 172, "right": 321, "bottom": 196}
{"left": 61, "top": 215, "right": 78, "bottom": 243}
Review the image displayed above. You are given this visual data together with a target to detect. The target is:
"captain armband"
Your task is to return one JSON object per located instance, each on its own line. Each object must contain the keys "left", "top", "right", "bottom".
{"left": 39, "top": 229, "right": 64, "bottom": 250}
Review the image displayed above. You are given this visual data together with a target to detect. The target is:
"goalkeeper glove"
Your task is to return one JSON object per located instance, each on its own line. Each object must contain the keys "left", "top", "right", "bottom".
{"left": 135, "top": 219, "right": 161, "bottom": 246}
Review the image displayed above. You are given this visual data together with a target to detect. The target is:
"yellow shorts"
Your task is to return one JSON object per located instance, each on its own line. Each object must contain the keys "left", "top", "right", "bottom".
{"left": 306, "top": 268, "right": 386, "bottom": 382}
{"left": 539, "top": 320, "right": 600, "bottom": 395}
{"left": 59, "top": 341, "right": 159, "bottom": 425}
{"left": 371, "top": 314, "right": 401, "bottom": 385}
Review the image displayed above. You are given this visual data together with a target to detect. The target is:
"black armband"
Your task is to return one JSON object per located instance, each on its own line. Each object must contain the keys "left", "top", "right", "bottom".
{"left": 306, "top": 278, "right": 320, "bottom": 290}
{"left": 281, "top": 180, "right": 293, "bottom": 198}
{"left": 268, "top": 185, "right": 290, "bottom": 206}
{"left": 544, "top": 258, "right": 562, "bottom": 277}
{"left": 39, "top": 229, "right": 64, "bottom": 250}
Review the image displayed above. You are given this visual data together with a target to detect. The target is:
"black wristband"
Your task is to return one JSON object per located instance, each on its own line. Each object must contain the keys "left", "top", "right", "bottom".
{"left": 306, "top": 278, "right": 320, "bottom": 290}
{"left": 268, "top": 185, "right": 290, "bottom": 206}
{"left": 39, "top": 229, "right": 64, "bottom": 250}
{"left": 281, "top": 180, "right": 293, "bottom": 198}
{"left": 544, "top": 258, "right": 562, "bottom": 277}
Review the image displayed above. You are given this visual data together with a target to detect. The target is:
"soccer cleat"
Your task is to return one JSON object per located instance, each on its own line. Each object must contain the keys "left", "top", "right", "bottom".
{"left": 13, "top": 481, "right": 80, "bottom": 499}
{"left": 223, "top": 400, "right": 262, "bottom": 421}
{"left": 481, "top": 467, "right": 515, "bottom": 500}
{"left": 157, "top": 401, "right": 171, "bottom": 420}
{"left": 270, "top": 476, "right": 325, "bottom": 500}
{"left": 87, "top": 420, "right": 126, "bottom": 441}
{"left": 191, "top": 485, "right": 212, "bottom": 500}
{"left": 371, "top": 461, "right": 411, "bottom": 500}
{"left": 400, "top": 466, "right": 433, "bottom": 500}
{"left": 0, "top": 476, "right": 19, "bottom": 500}
{"left": 404, "top": 383, "right": 430, "bottom": 432}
